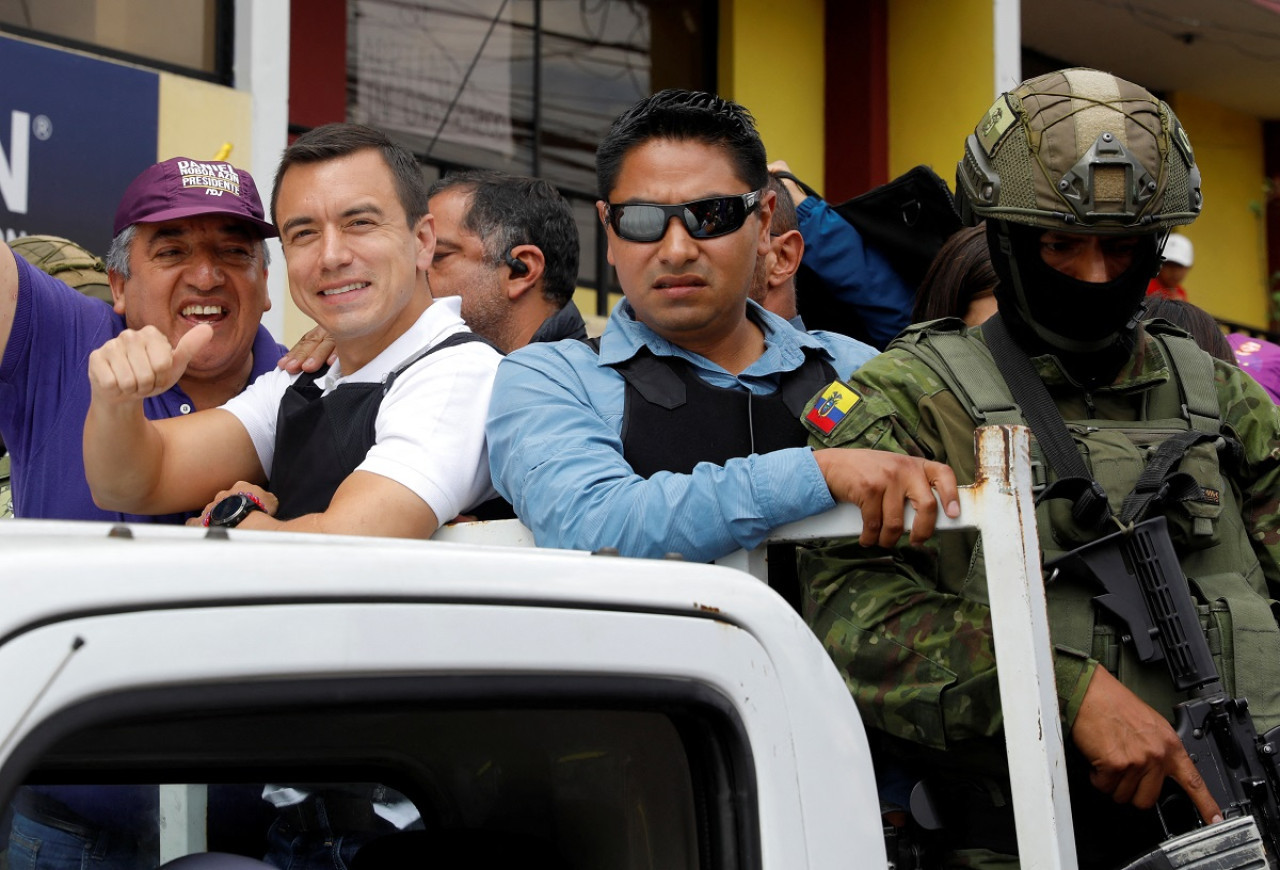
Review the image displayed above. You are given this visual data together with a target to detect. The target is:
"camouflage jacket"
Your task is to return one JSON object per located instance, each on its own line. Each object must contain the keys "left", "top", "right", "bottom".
{"left": 801, "top": 321, "right": 1280, "bottom": 758}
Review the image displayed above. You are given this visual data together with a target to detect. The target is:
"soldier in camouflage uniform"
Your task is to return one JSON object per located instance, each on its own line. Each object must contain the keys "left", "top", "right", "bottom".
{"left": 800, "top": 68, "right": 1280, "bottom": 870}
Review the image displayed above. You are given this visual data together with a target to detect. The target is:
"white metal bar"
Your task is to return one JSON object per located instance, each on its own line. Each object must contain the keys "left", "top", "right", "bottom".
{"left": 234, "top": 0, "right": 291, "bottom": 339}
{"left": 993, "top": 0, "right": 1023, "bottom": 95}
{"left": 432, "top": 518, "right": 538, "bottom": 548}
{"left": 970, "top": 426, "right": 1077, "bottom": 870}
{"left": 158, "top": 783, "right": 207, "bottom": 863}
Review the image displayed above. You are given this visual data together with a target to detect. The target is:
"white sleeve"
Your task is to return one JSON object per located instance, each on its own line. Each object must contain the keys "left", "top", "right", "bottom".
{"left": 219, "top": 367, "right": 296, "bottom": 478}
{"left": 358, "top": 341, "right": 502, "bottom": 521}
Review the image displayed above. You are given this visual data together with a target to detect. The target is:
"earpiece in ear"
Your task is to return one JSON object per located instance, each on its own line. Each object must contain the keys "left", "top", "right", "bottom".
{"left": 505, "top": 252, "right": 529, "bottom": 276}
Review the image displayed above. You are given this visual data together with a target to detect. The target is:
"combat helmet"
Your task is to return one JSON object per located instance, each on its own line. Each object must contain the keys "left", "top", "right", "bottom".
{"left": 956, "top": 68, "right": 1201, "bottom": 234}
{"left": 10, "top": 234, "right": 112, "bottom": 303}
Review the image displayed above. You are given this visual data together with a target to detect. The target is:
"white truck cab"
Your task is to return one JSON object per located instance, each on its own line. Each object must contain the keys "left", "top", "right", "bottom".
{"left": 0, "top": 518, "right": 885, "bottom": 868}
{"left": 0, "top": 426, "right": 1075, "bottom": 869}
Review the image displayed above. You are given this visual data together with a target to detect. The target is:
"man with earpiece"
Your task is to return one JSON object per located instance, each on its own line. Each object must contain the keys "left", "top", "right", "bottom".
{"left": 426, "top": 170, "right": 588, "bottom": 353}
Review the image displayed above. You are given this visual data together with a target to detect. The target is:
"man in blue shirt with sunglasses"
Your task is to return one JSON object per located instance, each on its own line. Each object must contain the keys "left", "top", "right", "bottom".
{"left": 485, "top": 90, "right": 958, "bottom": 563}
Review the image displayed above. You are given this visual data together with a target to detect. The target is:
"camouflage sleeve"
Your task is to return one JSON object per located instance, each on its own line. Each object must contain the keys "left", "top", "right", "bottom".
{"left": 801, "top": 539, "right": 1002, "bottom": 749}
{"left": 1218, "top": 361, "right": 1280, "bottom": 597}
{"left": 799, "top": 349, "right": 1098, "bottom": 748}
{"left": 803, "top": 349, "right": 941, "bottom": 456}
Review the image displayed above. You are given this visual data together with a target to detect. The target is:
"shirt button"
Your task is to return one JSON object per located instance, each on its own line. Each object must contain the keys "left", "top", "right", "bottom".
{"left": 180, "top": 403, "right": 192, "bottom": 414}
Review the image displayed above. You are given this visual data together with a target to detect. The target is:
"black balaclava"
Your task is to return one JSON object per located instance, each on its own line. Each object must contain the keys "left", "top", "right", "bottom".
{"left": 987, "top": 220, "right": 1162, "bottom": 387}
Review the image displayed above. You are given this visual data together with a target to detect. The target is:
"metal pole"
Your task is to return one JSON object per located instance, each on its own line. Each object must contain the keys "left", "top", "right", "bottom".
{"left": 532, "top": 0, "right": 542, "bottom": 177}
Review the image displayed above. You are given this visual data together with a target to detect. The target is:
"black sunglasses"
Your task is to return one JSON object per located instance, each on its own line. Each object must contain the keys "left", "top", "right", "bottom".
{"left": 605, "top": 190, "right": 763, "bottom": 243}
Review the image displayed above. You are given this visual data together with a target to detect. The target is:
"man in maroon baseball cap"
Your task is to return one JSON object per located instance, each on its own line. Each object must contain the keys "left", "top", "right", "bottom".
{"left": 104, "top": 156, "right": 281, "bottom": 412}
{"left": 0, "top": 155, "right": 286, "bottom": 524}
{"left": 112, "top": 156, "right": 279, "bottom": 237}
{"left": 113, "top": 156, "right": 280, "bottom": 237}
{"left": 83, "top": 124, "right": 501, "bottom": 547}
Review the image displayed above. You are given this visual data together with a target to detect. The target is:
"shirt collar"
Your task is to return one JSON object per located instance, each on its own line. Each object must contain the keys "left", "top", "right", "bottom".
{"left": 249, "top": 325, "right": 287, "bottom": 379}
{"left": 167, "top": 324, "right": 283, "bottom": 406}
{"left": 323, "top": 296, "right": 464, "bottom": 388}
{"left": 597, "top": 298, "right": 827, "bottom": 372}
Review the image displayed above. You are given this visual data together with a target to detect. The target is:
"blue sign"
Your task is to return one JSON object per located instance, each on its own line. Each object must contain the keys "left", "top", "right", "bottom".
{"left": 0, "top": 35, "right": 158, "bottom": 256}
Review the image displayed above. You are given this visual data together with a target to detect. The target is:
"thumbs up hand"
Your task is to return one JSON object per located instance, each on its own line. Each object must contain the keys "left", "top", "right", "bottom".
{"left": 88, "top": 323, "right": 213, "bottom": 403}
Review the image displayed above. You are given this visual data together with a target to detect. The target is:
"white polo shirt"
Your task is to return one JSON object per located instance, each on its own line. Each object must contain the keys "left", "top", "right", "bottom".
{"left": 222, "top": 296, "right": 501, "bottom": 522}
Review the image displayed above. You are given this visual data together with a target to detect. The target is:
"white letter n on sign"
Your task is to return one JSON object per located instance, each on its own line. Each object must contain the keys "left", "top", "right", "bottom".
{"left": 0, "top": 111, "right": 30, "bottom": 215}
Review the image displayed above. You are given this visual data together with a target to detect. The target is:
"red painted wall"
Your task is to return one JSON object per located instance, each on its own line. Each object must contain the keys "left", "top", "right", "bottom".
{"left": 824, "top": 0, "right": 888, "bottom": 201}
{"left": 1266, "top": 120, "right": 1280, "bottom": 331}
{"left": 289, "top": 0, "right": 347, "bottom": 134}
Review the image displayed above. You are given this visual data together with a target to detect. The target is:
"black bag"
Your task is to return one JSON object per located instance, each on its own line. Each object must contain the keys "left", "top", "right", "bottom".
{"left": 786, "top": 166, "right": 962, "bottom": 345}
{"left": 830, "top": 165, "right": 961, "bottom": 288}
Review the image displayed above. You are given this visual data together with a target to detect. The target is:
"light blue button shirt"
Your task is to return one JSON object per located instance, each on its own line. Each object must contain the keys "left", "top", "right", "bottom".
{"left": 486, "top": 299, "right": 877, "bottom": 561}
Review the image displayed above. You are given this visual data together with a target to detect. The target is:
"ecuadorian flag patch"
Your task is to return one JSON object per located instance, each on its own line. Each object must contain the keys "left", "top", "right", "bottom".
{"left": 805, "top": 380, "right": 860, "bottom": 435}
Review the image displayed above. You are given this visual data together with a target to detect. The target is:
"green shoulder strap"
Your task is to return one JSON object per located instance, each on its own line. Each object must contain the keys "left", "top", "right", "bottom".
{"left": 1143, "top": 324, "right": 1221, "bottom": 434}
{"left": 894, "top": 321, "right": 1221, "bottom": 435}
{"left": 888, "top": 320, "right": 1024, "bottom": 427}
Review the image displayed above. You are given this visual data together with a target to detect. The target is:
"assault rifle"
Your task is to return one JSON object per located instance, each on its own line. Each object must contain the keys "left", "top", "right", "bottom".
{"left": 1047, "top": 516, "right": 1280, "bottom": 870}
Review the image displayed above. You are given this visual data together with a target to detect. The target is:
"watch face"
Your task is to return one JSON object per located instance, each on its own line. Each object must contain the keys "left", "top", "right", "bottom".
{"left": 210, "top": 494, "right": 254, "bottom": 527}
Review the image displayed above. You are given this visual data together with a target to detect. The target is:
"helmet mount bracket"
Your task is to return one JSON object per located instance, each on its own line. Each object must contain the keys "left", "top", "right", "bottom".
{"left": 1056, "top": 131, "right": 1158, "bottom": 226}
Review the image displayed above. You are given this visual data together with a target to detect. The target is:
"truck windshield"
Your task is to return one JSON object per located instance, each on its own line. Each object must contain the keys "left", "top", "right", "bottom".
{"left": 0, "top": 686, "right": 753, "bottom": 870}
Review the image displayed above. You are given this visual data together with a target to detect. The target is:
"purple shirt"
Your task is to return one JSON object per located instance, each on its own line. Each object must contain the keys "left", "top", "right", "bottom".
{"left": 0, "top": 253, "right": 284, "bottom": 522}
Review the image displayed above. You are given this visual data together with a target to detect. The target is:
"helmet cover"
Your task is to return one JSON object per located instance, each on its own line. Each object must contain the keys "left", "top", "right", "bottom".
{"left": 957, "top": 68, "right": 1201, "bottom": 234}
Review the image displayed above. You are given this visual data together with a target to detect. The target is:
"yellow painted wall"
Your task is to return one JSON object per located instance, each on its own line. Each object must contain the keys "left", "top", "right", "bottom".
{"left": 1167, "top": 93, "right": 1270, "bottom": 329}
{"left": 157, "top": 74, "right": 311, "bottom": 341}
{"left": 563, "top": 0, "right": 829, "bottom": 329}
{"left": 157, "top": 73, "right": 253, "bottom": 164}
{"left": 719, "top": 0, "right": 826, "bottom": 183}
{"left": 887, "top": 0, "right": 993, "bottom": 181}
{"left": 572, "top": 288, "right": 613, "bottom": 338}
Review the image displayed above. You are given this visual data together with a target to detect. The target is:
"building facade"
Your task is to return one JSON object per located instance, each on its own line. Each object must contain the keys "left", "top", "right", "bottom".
{"left": 2, "top": 0, "right": 1276, "bottom": 338}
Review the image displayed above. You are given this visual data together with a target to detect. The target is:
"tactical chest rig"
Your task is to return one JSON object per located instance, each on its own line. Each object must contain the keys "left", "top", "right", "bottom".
{"left": 891, "top": 315, "right": 1278, "bottom": 713}
{"left": 893, "top": 314, "right": 1280, "bottom": 865}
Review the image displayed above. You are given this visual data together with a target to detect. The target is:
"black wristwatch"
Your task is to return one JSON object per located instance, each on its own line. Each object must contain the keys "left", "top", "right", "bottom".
{"left": 206, "top": 492, "right": 266, "bottom": 528}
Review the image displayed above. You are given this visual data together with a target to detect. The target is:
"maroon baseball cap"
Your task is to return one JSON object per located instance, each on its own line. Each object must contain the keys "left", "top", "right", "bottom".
{"left": 113, "top": 156, "right": 278, "bottom": 238}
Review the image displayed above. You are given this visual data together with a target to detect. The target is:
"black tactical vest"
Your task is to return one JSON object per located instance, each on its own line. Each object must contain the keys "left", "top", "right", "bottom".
{"left": 270, "top": 332, "right": 490, "bottom": 520}
{"left": 591, "top": 342, "right": 835, "bottom": 476}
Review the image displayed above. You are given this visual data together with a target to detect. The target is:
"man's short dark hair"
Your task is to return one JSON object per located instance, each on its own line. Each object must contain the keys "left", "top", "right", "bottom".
{"left": 766, "top": 174, "right": 798, "bottom": 235}
{"left": 271, "top": 123, "right": 428, "bottom": 228}
{"left": 428, "top": 170, "right": 580, "bottom": 307}
{"left": 595, "top": 89, "right": 769, "bottom": 202}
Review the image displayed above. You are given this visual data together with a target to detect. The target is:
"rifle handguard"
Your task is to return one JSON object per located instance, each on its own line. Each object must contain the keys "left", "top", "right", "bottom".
{"left": 1046, "top": 516, "right": 1219, "bottom": 694}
